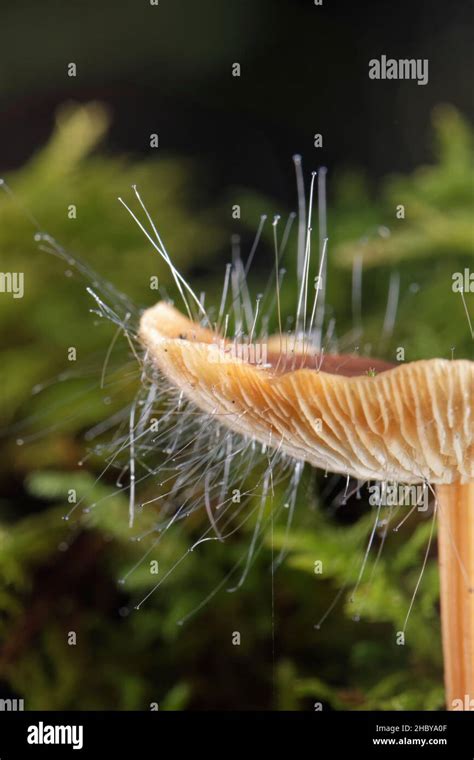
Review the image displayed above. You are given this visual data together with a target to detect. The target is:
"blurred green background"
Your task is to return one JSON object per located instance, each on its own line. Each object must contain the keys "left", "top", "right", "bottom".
{"left": 0, "top": 0, "right": 472, "bottom": 711}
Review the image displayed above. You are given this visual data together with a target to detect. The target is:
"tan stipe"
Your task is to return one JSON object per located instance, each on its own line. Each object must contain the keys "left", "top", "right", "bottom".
{"left": 437, "top": 482, "right": 474, "bottom": 709}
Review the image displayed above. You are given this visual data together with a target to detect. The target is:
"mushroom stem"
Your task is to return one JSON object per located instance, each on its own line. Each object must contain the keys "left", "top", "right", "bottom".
{"left": 437, "top": 482, "right": 474, "bottom": 709}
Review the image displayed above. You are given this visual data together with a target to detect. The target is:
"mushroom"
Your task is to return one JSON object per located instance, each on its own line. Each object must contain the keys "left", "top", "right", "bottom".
{"left": 140, "top": 300, "right": 473, "bottom": 709}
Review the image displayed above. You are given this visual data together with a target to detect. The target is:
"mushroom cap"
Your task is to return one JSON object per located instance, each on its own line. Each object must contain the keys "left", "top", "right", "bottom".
{"left": 140, "top": 302, "right": 474, "bottom": 485}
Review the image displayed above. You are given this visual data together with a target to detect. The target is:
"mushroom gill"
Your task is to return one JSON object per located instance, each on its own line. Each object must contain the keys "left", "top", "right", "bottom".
{"left": 140, "top": 300, "right": 474, "bottom": 709}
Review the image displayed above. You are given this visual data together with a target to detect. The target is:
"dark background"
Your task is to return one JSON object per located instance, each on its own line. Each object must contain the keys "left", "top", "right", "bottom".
{"left": 0, "top": 0, "right": 472, "bottom": 195}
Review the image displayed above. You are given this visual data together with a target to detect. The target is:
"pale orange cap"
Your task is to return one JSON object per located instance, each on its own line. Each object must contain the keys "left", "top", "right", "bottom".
{"left": 140, "top": 302, "right": 473, "bottom": 486}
